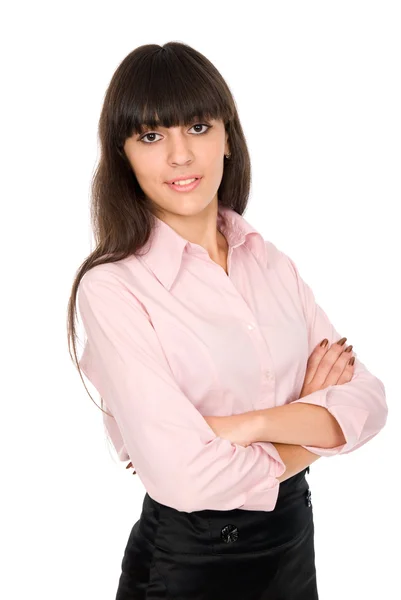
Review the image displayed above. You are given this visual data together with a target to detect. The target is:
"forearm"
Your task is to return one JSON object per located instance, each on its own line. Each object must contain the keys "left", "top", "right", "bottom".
{"left": 252, "top": 402, "right": 346, "bottom": 448}
{"left": 272, "top": 442, "right": 321, "bottom": 483}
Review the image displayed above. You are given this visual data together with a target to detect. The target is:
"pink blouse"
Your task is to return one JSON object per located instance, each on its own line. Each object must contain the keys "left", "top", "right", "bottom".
{"left": 77, "top": 205, "right": 387, "bottom": 513}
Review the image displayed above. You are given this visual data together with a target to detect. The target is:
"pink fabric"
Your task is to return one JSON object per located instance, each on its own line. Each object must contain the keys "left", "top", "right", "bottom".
{"left": 78, "top": 206, "right": 387, "bottom": 512}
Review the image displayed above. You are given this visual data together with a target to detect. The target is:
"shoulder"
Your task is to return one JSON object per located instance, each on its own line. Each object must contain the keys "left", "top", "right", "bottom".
{"left": 263, "top": 239, "right": 289, "bottom": 270}
{"left": 78, "top": 256, "right": 149, "bottom": 313}
{"left": 263, "top": 239, "right": 304, "bottom": 291}
{"left": 79, "top": 255, "right": 145, "bottom": 289}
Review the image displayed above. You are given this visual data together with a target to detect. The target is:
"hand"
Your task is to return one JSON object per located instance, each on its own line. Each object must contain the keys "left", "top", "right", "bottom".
{"left": 299, "top": 337, "right": 355, "bottom": 398}
{"left": 203, "top": 414, "right": 254, "bottom": 447}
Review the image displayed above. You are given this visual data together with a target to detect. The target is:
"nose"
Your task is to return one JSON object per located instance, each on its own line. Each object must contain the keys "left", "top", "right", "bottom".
{"left": 167, "top": 131, "right": 194, "bottom": 165}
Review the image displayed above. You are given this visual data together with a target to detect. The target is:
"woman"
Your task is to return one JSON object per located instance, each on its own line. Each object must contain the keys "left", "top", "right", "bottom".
{"left": 67, "top": 41, "right": 388, "bottom": 599}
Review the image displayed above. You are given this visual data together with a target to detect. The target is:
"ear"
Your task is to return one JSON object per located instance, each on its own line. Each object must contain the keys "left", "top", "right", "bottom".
{"left": 224, "top": 131, "right": 230, "bottom": 155}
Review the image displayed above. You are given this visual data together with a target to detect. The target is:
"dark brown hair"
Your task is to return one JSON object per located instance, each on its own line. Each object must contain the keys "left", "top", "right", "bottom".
{"left": 67, "top": 41, "right": 252, "bottom": 426}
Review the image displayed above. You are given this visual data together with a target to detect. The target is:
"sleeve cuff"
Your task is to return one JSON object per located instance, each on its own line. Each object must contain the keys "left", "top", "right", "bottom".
{"left": 291, "top": 390, "right": 370, "bottom": 456}
{"left": 252, "top": 441, "right": 287, "bottom": 478}
{"left": 241, "top": 477, "right": 281, "bottom": 511}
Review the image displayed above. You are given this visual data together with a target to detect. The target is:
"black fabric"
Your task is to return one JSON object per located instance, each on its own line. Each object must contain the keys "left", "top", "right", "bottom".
{"left": 115, "top": 467, "right": 319, "bottom": 599}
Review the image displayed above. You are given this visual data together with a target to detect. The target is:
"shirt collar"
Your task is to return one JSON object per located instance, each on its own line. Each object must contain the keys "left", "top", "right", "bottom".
{"left": 139, "top": 205, "right": 267, "bottom": 290}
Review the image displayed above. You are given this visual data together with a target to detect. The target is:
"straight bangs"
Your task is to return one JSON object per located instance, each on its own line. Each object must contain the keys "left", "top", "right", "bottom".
{"left": 115, "top": 46, "right": 235, "bottom": 143}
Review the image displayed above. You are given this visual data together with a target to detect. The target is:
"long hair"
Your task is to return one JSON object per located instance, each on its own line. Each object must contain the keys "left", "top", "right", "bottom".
{"left": 67, "top": 41, "right": 252, "bottom": 436}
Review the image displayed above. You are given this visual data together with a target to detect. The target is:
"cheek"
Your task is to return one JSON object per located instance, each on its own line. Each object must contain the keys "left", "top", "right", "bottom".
{"left": 206, "top": 142, "right": 224, "bottom": 162}
{"left": 133, "top": 159, "right": 163, "bottom": 188}
{"left": 203, "top": 148, "right": 224, "bottom": 177}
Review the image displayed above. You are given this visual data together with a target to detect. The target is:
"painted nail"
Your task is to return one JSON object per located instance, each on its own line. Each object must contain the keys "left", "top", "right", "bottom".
{"left": 337, "top": 337, "right": 347, "bottom": 346}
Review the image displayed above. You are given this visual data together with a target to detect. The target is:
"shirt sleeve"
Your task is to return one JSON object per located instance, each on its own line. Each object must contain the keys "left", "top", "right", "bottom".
{"left": 77, "top": 268, "right": 286, "bottom": 513}
{"left": 79, "top": 342, "right": 130, "bottom": 461}
{"left": 278, "top": 250, "right": 388, "bottom": 456}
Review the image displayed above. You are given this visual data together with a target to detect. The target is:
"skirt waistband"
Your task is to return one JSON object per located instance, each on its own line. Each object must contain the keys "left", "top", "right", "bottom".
{"left": 138, "top": 467, "right": 313, "bottom": 556}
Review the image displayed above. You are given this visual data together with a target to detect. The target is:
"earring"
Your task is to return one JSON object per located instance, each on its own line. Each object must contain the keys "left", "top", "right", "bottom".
{"left": 225, "top": 152, "right": 231, "bottom": 159}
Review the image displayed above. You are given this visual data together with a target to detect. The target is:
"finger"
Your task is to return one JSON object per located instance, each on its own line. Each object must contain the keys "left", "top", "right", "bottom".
{"left": 336, "top": 355, "right": 356, "bottom": 385}
{"left": 323, "top": 345, "right": 354, "bottom": 386}
{"left": 303, "top": 338, "right": 332, "bottom": 384}
{"left": 310, "top": 337, "right": 349, "bottom": 387}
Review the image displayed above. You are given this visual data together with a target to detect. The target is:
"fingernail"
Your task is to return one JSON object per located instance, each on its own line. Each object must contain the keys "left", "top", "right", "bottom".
{"left": 320, "top": 339, "right": 329, "bottom": 347}
{"left": 337, "top": 337, "right": 347, "bottom": 346}
{"left": 345, "top": 344, "right": 353, "bottom": 353}
{"left": 349, "top": 357, "right": 355, "bottom": 365}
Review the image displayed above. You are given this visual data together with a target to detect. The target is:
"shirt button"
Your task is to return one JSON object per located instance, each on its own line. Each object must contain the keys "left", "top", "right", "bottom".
{"left": 247, "top": 323, "right": 256, "bottom": 330}
{"left": 220, "top": 524, "right": 239, "bottom": 543}
{"left": 264, "top": 370, "right": 274, "bottom": 381}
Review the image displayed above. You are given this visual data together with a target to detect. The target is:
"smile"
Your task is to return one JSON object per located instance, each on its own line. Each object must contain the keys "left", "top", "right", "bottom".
{"left": 166, "top": 177, "right": 202, "bottom": 192}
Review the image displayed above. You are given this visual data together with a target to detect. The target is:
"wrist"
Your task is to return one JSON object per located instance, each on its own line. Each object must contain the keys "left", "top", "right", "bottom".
{"left": 248, "top": 410, "right": 269, "bottom": 444}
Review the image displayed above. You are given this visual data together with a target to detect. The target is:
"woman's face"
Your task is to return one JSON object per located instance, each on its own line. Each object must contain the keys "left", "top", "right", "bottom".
{"left": 123, "top": 117, "right": 230, "bottom": 218}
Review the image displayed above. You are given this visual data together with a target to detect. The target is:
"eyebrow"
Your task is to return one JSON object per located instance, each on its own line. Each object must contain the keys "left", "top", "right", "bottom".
{"left": 141, "top": 117, "right": 209, "bottom": 132}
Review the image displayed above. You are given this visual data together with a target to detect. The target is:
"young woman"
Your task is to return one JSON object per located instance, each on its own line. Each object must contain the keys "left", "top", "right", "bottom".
{"left": 67, "top": 41, "right": 388, "bottom": 599}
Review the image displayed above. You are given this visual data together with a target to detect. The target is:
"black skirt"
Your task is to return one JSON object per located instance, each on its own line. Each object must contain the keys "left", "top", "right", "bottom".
{"left": 115, "top": 467, "right": 318, "bottom": 599}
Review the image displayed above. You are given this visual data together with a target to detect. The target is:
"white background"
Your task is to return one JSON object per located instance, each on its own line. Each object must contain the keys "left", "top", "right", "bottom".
{"left": 2, "top": 1, "right": 400, "bottom": 598}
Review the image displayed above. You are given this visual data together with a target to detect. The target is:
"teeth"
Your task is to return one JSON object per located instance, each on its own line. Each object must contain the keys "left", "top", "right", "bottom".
{"left": 172, "top": 178, "right": 197, "bottom": 186}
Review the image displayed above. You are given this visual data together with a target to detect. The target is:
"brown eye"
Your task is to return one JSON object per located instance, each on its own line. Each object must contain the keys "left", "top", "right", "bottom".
{"left": 190, "top": 123, "right": 211, "bottom": 134}
{"left": 139, "top": 132, "right": 162, "bottom": 144}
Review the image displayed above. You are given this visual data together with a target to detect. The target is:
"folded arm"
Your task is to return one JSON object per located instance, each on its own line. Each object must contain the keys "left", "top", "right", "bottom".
{"left": 257, "top": 249, "right": 388, "bottom": 457}
{"left": 252, "top": 402, "right": 347, "bottom": 449}
{"left": 77, "top": 268, "right": 286, "bottom": 513}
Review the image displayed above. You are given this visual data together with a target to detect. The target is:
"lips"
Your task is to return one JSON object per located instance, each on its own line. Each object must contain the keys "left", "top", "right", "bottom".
{"left": 165, "top": 174, "right": 202, "bottom": 184}
{"left": 166, "top": 177, "right": 202, "bottom": 192}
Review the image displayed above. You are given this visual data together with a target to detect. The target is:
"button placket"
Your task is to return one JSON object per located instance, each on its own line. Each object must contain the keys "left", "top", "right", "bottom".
{"left": 263, "top": 370, "right": 274, "bottom": 381}
{"left": 244, "top": 320, "right": 276, "bottom": 408}
{"left": 219, "top": 278, "right": 276, "bottom": 410}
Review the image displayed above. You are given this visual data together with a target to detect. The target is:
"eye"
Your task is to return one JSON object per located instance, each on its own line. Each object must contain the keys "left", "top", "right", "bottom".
{"left": 139, "top": 131, "right": 162, "bottom": 144}
{"left": 139, "top": 123, "right": 211, "bottom": 144}
{"left": 189, "top": 123, "right": 211, "bottom": 135}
